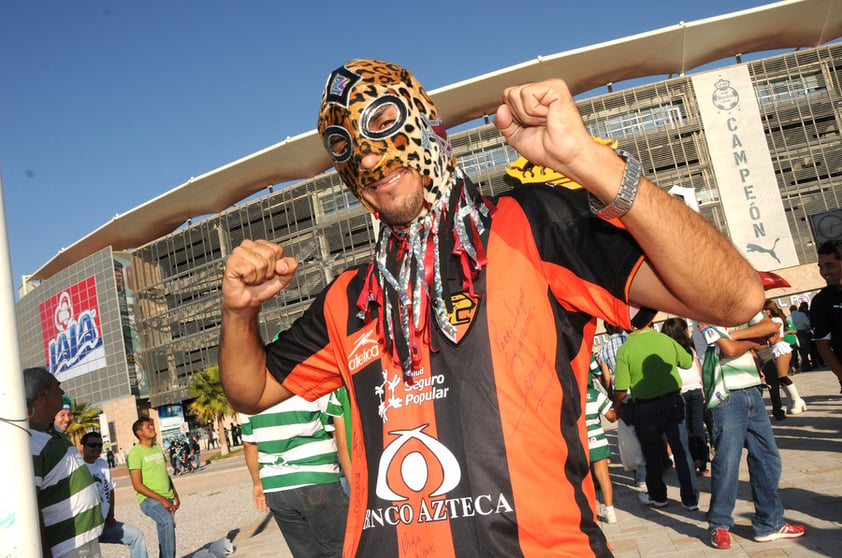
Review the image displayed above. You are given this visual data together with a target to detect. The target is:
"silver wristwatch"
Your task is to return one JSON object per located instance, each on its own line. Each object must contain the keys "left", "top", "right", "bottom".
{"left": 589, "top": 149, "right": 642, "bottom": 220}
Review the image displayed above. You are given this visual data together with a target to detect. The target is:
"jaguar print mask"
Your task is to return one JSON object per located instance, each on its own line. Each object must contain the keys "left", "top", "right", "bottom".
{"left": 317, "top": 59, "right": 455, "bottom": 223}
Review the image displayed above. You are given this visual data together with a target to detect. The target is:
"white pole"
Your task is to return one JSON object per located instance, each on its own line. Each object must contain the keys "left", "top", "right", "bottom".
{"left": 0, "top": 169, "right": 42, "bottom": 556}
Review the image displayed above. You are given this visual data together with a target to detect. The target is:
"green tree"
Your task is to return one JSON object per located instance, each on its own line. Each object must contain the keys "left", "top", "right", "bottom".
{"left": 187, "top": 364, "right": 233, "bottom": 456}
{"left": 66, "top": 400, "right": 102, "bottom": 448}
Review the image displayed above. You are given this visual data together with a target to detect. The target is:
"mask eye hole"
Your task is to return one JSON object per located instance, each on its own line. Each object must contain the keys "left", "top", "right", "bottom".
{"left": 361, "top": 95, "right": 406, "bottom": 140}
{"left": 324, "top": 126, "right": 352, "bottom": 163}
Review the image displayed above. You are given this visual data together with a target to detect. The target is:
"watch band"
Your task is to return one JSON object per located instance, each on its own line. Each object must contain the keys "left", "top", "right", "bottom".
{"left": 589, "top": 149, "right": 642, "bottom": 220}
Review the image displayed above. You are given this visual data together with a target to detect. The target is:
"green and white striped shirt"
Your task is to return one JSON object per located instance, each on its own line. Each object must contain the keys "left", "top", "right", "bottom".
{"left": 31, "top": 422, "right": 103, "bottom": 557}
{"left": 239, "top": 395, "right": 339, "bottom": 492}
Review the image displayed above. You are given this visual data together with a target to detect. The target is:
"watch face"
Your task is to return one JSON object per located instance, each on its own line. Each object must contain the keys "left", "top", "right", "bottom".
{"left": 817, "top": 213, "right": 842, "bottom": 241}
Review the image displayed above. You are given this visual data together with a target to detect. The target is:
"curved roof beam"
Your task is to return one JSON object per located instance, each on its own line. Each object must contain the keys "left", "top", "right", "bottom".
{"left": 30, "top": 0, "right": 842, "bottom": 281}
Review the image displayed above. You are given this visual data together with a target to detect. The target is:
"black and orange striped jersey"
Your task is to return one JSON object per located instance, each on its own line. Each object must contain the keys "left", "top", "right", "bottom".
{"left": 266, "top": 182, "right": 654, "bottom": 557}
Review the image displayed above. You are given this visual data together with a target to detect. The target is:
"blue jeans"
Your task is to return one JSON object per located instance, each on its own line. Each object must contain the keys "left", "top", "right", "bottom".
{"left": 634, "top": 393, "right": 698, "bottom": 506}
{"left": 708, "top": 387, "right": 785, "bottom": 537}
{"left": 139, "top": 498, "right": 176, "bottom": 558}
{"left": 265, "top": 482, "right": 349, "bottom": 558}
{"left": 100, "top": 520, "right": 148, "bottom": 558}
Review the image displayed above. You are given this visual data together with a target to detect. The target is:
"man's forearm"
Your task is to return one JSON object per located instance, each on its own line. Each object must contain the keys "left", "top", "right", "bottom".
{"left": 243, "top": 442, "right": 261, "bottom": 485}
{"left": 219, "top": 307, "right": 274, "bottom": 413}
{"left": 624, "top": 178, "right": 764, "bottom": 326}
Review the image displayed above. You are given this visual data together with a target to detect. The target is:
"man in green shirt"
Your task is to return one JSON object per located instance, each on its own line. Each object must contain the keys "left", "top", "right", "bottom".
{"left": 127, "top": 417, "right": 179, "bottom": 558}
{"left": 613, "top": 325, "right": 698, "bottom": 510}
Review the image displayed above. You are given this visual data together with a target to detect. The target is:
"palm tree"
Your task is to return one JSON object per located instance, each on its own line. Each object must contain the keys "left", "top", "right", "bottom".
{"left": 187, "top": 364, "right": 233, "bottom": 456}
{"left": 66, "top": 401, "right": 102, "bottom": 448}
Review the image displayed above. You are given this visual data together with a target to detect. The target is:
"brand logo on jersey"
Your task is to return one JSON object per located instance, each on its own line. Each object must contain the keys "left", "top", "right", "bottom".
{"left": 376, "top": 424, "right": 461, "bottom": 501}
{"left": 375, "top": 369, "right": 451, "bottom": 422}
{"left": 441, "top": 291, "right": 480, "bottom": 345}
{"left": 364, "top": 424, "right": 513, "bottom": 529}
{"left": 348, "top": 329, "right": 380, "bottom": 371}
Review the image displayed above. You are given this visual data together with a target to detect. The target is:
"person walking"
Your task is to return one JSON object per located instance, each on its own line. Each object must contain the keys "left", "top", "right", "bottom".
{"left": 219, "top": 59, "right": 764, "bottom": 556}
{"left": 189, "top": 435, "right": 202, "bottom": 471}
{"left": 81, "top": 432, "right": 149, "bottom": 558}
{"left": 661, "top": 317, "right": 710, "bottom": 476}
{"left": 586, "top": 372, "right": 619, "bottom": 524}
{"left": 613, "top": 326, "right": 699, "bottom": 510}
{"left": 762, "top": 300, "right": 807, "bottom": 415}
{"left": 24, "top": 367, "right": 103, "bottom": 558}
{"left": 790, "top": 301, "right": 816, "bottom": 371}
{"left": 127, "top": 417, "right": 180, "bottom": 558}
{"left": 697, "top": 315, "right": 805, "bottom": 549}
{"left": 240, "top": 395, "right": 348, "bottom": 557}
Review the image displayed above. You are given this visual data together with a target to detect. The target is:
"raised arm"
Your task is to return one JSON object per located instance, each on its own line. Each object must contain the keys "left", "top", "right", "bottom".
{"left": 494, "top": 79, "right": 764, "bottom": 326}
{"left": 220, "top": 239, "right": 297, "bottom": 413}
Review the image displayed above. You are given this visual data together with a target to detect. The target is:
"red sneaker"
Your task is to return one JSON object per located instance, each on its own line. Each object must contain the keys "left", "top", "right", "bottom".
{"left": 711, "top": 528, "right": 731, "bottom": 549}
{"left": 754, "top": 523, "right": 806, "bottom": 542}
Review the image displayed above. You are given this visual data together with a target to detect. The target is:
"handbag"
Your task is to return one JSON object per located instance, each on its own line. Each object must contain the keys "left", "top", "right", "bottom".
{"left": 616, "top": 419, "right": 646, "bottom": 471}
{"left": 702, "top": 345, "right": 729, "bottom": 409}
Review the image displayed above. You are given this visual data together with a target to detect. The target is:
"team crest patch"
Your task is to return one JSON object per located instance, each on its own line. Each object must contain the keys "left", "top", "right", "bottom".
{"left": 441, "top": 291, "right": 480, "bottom": 345}
{"left": 324, "top": 65, "right": 361, "bottom": 108}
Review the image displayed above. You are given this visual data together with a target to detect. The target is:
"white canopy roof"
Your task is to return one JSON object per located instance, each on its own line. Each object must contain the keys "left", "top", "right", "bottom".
{"left": 30, "top": 0, "right": 842, "bottom": 280}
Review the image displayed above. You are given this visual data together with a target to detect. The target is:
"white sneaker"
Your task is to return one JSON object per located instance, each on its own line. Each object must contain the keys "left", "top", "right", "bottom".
{"left": 604, "top": 506, "right": 618, "bottom": 524}
{"left": 789, "top": 399, "right": 807, "bottom": 414}
{"left": 638, "top": 491, "right": 668, "bottom": 507}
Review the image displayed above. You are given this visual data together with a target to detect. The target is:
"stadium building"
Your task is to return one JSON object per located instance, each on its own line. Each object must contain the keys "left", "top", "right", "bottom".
{"left": 14, "top": 0, "right": 842, "bottom": 450}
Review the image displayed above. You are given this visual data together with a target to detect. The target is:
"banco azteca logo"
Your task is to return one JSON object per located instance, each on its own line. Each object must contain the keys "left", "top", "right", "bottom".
{"left": 375, "top": 424, "right": 461, "bottom": 501}
{"left": 348, "top": 329, "right": 380, "bottom": 371}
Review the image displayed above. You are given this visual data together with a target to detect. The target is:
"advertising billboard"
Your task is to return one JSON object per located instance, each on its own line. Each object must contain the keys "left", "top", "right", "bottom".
{"left": 692, "top": 66, "right": 799, "bottom": 270}
{"left": 39, "top": 276, "right": 107, "bottom": 381}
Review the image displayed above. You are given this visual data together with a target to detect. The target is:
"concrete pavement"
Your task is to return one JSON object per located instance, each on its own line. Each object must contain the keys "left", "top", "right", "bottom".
{"left": 226, "top": 369, "right": 842, "bottom": 557}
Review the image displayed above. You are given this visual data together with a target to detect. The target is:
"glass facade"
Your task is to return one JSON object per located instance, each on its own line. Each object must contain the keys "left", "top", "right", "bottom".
{"left": 16, "top": 246, "right": 141, "bottom": 406}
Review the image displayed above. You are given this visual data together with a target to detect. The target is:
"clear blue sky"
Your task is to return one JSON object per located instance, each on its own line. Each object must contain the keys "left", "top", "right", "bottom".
{"left": 0, "top": 0, "right": 782, "bottom": 287}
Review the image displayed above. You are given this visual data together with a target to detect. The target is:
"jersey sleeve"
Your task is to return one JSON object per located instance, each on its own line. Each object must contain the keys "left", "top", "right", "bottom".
{"left": 325, "top": 387, "right": 347, "bottom": 419}
{"left": 239, "top": 414, "right": 254, "bottom": 443}
{"left": 499, "top": 185, "right": 656, "bottom": 330}
{"left": 596, "top": 390, "right": 612, "bottom": 416}
{"left": 613, "top": 345, "right": 631, "bottom": 391}
{"left": 264, "top": 276, "right": 348, "bottom": 400}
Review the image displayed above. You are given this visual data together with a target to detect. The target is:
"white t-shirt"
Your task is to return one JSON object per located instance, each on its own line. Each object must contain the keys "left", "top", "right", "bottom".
{"left": 84, "top": 457, "right": 114, "bottom": 519}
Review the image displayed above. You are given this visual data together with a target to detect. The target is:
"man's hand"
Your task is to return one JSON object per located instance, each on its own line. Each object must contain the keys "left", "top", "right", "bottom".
{"left": 222, "top": 239, "right": 299, "bottom": 313}
{"left": 494, "top": 79, "right": 595, "bottom": 183}
{"left": 253, "top": 484, "right": 268, "bottom": 513}
{"left": 161, "top": 497, "right": 178, "bottom": 514}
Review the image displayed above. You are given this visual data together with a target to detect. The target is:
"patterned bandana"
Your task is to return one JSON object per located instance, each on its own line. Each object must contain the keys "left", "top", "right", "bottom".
{"left": 317, "top": 60, "right": 491, "bottom": 376}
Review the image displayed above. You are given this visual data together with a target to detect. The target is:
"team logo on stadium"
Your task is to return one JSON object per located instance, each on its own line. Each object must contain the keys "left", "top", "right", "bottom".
{"left": 711, "top": 78, "right": 739, "bottom": 111}
{"left": 440, "top": 291, "right": 481, "bottom": 345}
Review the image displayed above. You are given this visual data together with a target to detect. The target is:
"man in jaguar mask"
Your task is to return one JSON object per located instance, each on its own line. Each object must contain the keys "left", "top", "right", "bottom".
{"left": 220, "top": 59, "right": 763, "bottom": 557}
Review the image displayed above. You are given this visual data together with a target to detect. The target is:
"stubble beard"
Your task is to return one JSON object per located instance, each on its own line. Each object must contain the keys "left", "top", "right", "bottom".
{"left": 372, "top": 187, "right": 426, "bottom": 228}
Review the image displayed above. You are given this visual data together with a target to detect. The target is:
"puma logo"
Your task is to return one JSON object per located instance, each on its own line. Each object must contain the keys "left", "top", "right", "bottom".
{"left": 746, "top": 237, "right": 781, "bottom": 264}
